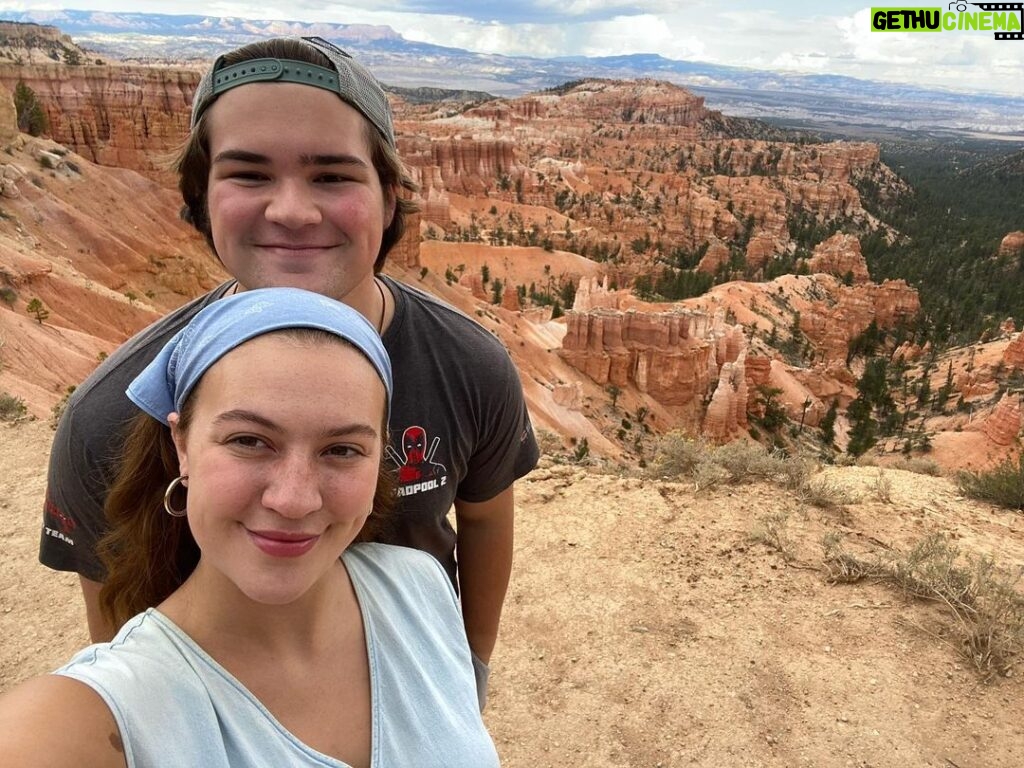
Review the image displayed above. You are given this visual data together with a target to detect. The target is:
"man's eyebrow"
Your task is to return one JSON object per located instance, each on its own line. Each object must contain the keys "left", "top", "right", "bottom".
{"left": 211, "top": 149, "right": 268, "bottom": 164}
{"left": 210, "top": 149, "right": 369, "bottom": 168}
{"left": 299, "top": 153, "right": 370, "bottom": 168}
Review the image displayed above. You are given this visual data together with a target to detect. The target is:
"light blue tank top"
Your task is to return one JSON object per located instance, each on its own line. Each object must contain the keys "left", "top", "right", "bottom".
{"left": 55, "top": 543, "right": 500, "bottom": 767}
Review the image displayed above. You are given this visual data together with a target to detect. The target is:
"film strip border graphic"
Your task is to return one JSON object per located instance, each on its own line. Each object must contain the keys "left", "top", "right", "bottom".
{"left": 971, "top": 2, "right": 1024, "bottom": 39}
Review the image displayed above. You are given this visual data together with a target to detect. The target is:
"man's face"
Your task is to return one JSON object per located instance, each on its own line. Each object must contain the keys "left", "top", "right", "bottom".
{"left": 205, "top": 82, "right": 395, "bottom": 307}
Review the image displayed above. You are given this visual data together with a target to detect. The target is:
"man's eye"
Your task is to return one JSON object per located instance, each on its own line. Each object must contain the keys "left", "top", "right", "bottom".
{"left": 228, "top": 171, "right": 266, "bottom": 181}
{"left": 316, "top": 173, "right": 351, "bottom": 183}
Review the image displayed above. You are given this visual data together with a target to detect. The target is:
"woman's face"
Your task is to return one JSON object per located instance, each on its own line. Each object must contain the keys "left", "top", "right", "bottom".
{"left": 169, "top": 333, "right": 385, "bottom": 606}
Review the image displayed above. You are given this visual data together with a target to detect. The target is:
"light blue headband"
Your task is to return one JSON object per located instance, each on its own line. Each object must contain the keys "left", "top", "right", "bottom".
{"left": 127, "top": 287, "right": 392, "bottom": 426}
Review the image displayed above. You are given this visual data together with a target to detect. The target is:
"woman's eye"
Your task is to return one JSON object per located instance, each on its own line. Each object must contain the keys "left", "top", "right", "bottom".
{"left": 325, "top": 444, "right": 363, "bottom": 458}
{"left": 228, "top": 435, "right": 267, "bottom": 450}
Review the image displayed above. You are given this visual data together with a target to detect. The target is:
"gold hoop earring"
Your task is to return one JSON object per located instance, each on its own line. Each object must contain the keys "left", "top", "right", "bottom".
{"left": 163, "top": 476, "right": 189, "bottom": 518}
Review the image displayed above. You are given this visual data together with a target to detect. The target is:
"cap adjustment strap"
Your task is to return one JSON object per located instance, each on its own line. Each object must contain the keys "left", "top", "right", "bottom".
{"left": 211, "top": 58, "right": 341, "bottom": 98}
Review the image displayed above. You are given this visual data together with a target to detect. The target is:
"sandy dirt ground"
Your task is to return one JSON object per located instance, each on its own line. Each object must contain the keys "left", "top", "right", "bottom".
{"left": 2, "top": 418, "right": 1023, "bottom": 767}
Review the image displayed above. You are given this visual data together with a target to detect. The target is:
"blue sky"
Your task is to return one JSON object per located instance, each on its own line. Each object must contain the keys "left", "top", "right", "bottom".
{"left": 3, "top": 1, "right": 1023, "bottom": 96}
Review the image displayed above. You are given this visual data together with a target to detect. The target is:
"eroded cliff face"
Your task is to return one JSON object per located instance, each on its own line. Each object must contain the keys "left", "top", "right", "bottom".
{"left": 560, "top": 276, "right": 765, "bottom": 439}
{"left": 998, "top": 230, "right": 1024, "bottom": 256}
{"left": 557, "top": 257, "right": 923, "bottom": 443}
{"left": 0, "top": 124, "right": 224, "bottom": 415}
{"left": 981, "top": 392, "right": 1021, "bottom": 447}
{"left": 800, "top": 278, "right": 921, "bottom": 364}
{"left": 392, "top": 79, "right": 887, "bottom": 290}
{"left": 807, "top": 233, "right": 871, "bottom": 284}
{"left": 0, "top": 62, "right": 198, "bottom": 177}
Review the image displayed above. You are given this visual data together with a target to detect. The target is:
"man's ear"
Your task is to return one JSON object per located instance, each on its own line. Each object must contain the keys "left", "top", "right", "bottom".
{"left": 168, "top": 413, "right": 189, "bottom": 479}
{"left": 382, "top": 187, "right": 397, "bottom": 230}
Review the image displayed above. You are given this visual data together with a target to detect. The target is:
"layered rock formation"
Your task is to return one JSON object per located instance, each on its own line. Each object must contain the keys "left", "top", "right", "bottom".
{"left": 800, "top": 277, "right": 920, "bottom": 364}
{"left": 981, "top": 392, "right": 1021, "bottom": 446}
{"left": 0, "top": 21, "right": 88, "bottom": 65}
{"left": 1004, "top": 331, "right": 1024, "bottom": 369}
{"left": 702, "top": 351, "right": 749, "bottom": 441}
{"left": 998, "top": 231, "right": 1024, "bottom": 256}
{"left": 0, "top": 62, "right": 198, "bottom": 176}
{"left": 559, "top": 302, "right": 757, "bottom": 437}
{"left": 529, "top": 79, "right": 708, "bottom": 128}
{"left": 400, "top": 136, "right": 521, "bottom": 201}
{"left": 807, "top": 233, "right": 871, "bottom": 284}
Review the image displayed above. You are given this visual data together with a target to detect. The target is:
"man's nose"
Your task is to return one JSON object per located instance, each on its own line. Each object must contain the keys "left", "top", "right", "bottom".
{"left": 264, "top": 179, "right": 322, "bottom": 228}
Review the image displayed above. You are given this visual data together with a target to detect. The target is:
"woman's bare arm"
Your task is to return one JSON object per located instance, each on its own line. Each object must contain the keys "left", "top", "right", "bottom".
{"left": 0, "top": 674, "right": 126, "bottom": 768}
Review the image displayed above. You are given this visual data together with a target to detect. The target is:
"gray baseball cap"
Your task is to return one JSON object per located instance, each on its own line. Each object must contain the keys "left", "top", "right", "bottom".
{"left": 189, "top": 36, "right": 395, "bottom": 148}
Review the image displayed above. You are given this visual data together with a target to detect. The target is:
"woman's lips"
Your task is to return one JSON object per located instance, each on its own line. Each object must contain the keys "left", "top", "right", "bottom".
{"left": 247, "top": 529, "right": 321, "bottom": 558}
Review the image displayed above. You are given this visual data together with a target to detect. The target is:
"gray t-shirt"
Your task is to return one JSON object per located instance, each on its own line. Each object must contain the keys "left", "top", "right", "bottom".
{"left": 40, "top": 276, "right": 539, "bottom": 587}
{"left": 55, "top": 543, "right": 500, "bottom": 767}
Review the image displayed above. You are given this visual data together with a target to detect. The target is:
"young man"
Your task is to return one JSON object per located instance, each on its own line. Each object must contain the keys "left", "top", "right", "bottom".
{"left": 40, "top": 37, "right": 539, "bottom": 700}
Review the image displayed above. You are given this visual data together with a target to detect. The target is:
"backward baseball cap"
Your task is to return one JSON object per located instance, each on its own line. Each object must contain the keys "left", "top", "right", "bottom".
{"left": 189, "top": 36, "right": 395, "bottom": 148}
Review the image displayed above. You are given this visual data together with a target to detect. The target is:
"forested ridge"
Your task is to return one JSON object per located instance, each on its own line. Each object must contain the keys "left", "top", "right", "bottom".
{"left": 857, "top": 138, "right": 1024, "bottom": 346}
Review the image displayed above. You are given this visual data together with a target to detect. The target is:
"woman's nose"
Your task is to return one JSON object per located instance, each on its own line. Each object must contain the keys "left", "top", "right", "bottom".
{"left": 262, "top": 456, "right": 323, "bottom": 518}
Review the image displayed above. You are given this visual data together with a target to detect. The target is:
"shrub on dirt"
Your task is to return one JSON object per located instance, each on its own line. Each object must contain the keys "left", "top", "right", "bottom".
{"left": 822, "top": 531, "right": 1024, "bottom": 679}
{"left": 691, "top": 459, "right": 729, "bottom": 491}
{"left": 0, "top": 391, "right": 28, "bottom": 422}
{"left": 888, "top": 534, "right": 1024, "bottom": 678}
{"left": 821, "top": 532, "right": 877, "bottom": 584}
{"left": 797, "top": 475, "right": 853, "bottom": 509}
{"left": 892, "top": 457, "right": 942, "bottom": 476}
{"left": 650, "top": 431, "right": 708, "bottom": 478}
{"left": 711, "top": 441, "right": 782, "bottom": 483}
{"left": 874, "top": 469, "right": 893, "bottom": 503}
{"left": 750, "top": 511, "right": 794, "bottom": 561}
{"left": 777, "top": 453, "right": 816, "bottom": 490}
{"left": 956, "top": 456, "right": 1024, "bottom": 511}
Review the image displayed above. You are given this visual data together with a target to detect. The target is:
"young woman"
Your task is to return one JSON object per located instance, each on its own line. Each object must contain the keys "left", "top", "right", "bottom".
{"left": 1, "top": 288, "right": 499, "bottom": 767}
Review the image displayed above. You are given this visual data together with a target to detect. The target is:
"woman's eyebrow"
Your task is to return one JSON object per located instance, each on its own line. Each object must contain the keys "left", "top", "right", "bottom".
{"left": 212, "top": 409, "right": 379, "bottom": 439}
{"left": 212, "top": 409, "right": 277, "bottom": 429}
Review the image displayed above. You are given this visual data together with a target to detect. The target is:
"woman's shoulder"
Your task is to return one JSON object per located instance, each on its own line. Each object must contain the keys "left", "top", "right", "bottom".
{"left": 344, "top": 543, "right": 459, "bottom": 609}
{"left": 0, "top": 673, "right": 125, "bottom": 768}
{"left": 346, "top": 541, "right": 450, "bottom": 580}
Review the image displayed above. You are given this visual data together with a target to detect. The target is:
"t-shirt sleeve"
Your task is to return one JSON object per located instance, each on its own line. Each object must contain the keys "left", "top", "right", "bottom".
{"left": 39, "top": 402, "right": 114, "bottom": 580}
{"left": 38, "top": 284, "right": 232, "bottom": 580}
{"left": 455, "top": 343, "right": 539, "bottom": 503}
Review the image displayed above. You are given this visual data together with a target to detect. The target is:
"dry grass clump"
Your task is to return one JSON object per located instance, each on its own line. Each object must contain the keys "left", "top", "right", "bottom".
{"left": 796, "top": 474, "right": 854, "bottom": 509}
{"left": 711, "top": 440, "right": 784, "bottom": 483}
{"left": 821, "top": 532, "right": 1024, "bottom": 679}
{"left": 652, "top": 432, "right": 837, "bottom": 506}
{"left": 957, "top": 455, "right": 1024, "bottom": 511}
{"left": 821, "top": 532, "right": 875, "bottom": 584}
{"left": 650, "top": 431, "right": 709, "bottom": 478}
{"left": 873, "top": 469, "right": 893, "bottom": 503}
{"left": 750, "top": 511, "right": 795, "bottom": 561}
{"left": 0, "top": 391, "right": 28, "bottom": 422}
{"left": 892, "top": 457, "right": 942, "bottom": 476}
{"left": 691, "top": 460, "right": 729, "bottom": 492}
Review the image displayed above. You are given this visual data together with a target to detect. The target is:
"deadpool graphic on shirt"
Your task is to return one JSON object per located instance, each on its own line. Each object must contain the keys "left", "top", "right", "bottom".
{"left": 386, "top": 425, "right": 449, "bottom": 498}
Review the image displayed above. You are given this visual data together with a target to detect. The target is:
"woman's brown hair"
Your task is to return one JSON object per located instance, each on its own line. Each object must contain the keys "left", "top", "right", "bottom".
{"left": 97, "top": 329, "right": 395, "bottom": 629}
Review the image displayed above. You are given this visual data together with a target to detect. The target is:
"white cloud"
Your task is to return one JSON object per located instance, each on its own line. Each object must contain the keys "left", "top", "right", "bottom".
{"left": 0, "top": 1, "right": 1020, "bottom": 96}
